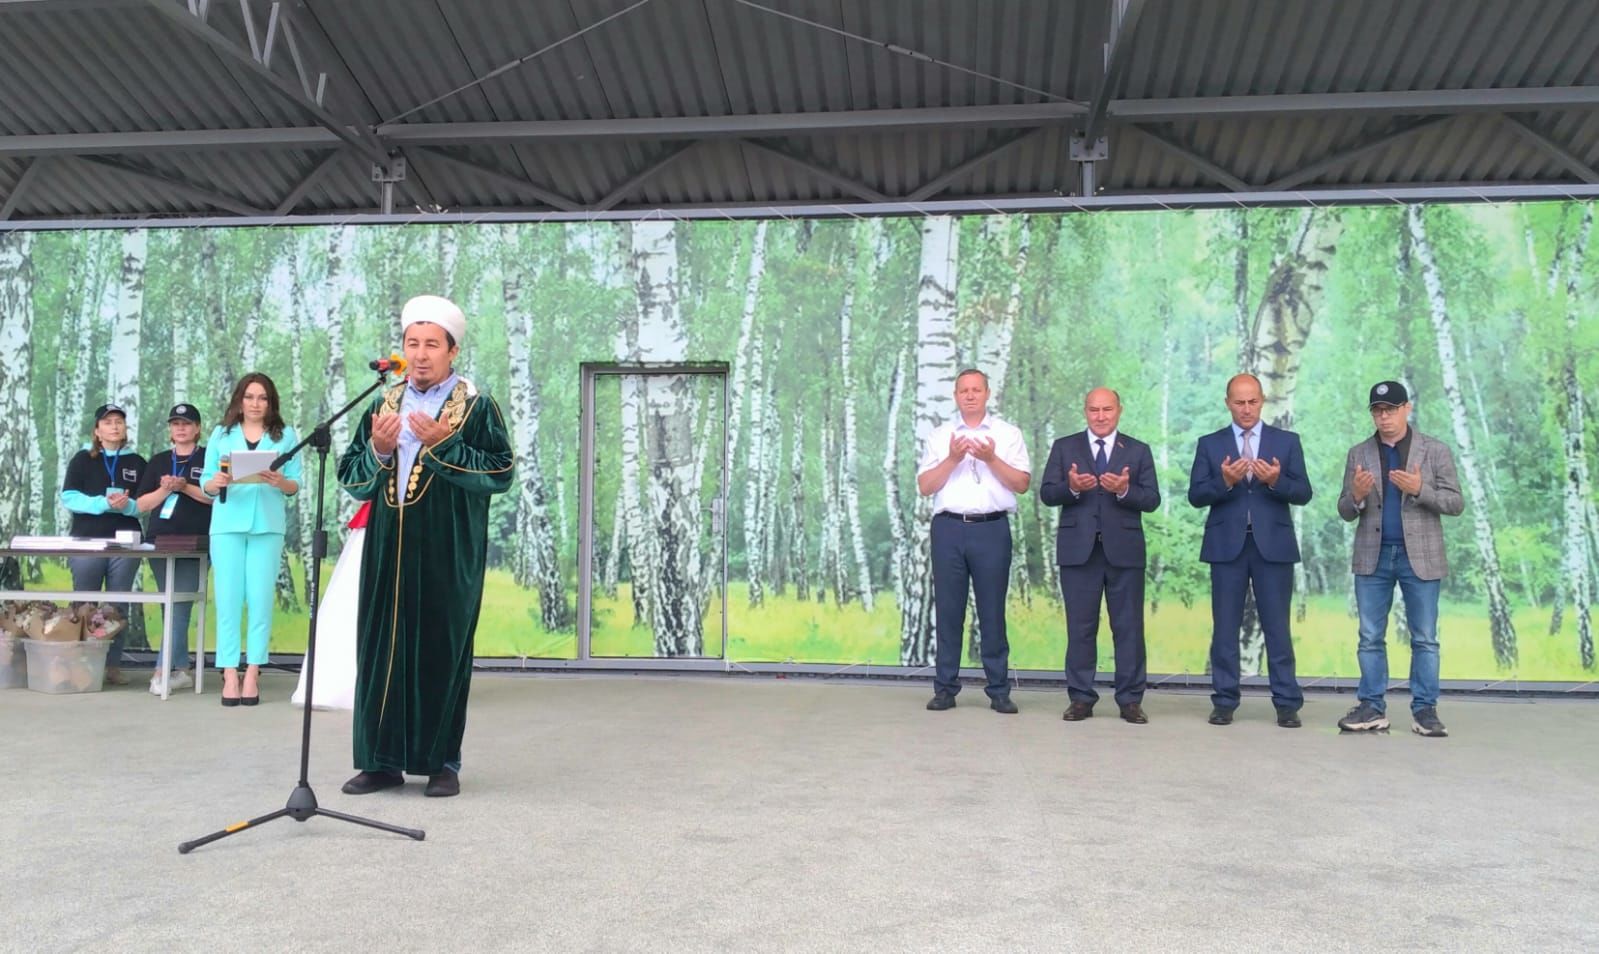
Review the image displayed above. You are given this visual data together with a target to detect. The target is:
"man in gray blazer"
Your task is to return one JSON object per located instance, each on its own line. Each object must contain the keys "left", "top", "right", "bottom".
{"left": 1335, "top": 381, "right": 1464, "bottom": 737}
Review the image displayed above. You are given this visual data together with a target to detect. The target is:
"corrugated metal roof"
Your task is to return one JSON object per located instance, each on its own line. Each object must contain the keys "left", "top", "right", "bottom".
{"left": 1, "top": 0, "right": 1597, "bottom": 222}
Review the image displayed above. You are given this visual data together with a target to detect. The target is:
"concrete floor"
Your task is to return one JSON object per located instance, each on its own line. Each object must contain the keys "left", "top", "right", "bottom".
{"left": 1, "top": 673, "right": 1595, "bottom": 953}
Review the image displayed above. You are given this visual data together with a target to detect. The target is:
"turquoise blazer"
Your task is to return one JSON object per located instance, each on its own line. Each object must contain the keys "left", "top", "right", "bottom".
{"left": 200, "top": 424, "right": 303, "bottom": 535}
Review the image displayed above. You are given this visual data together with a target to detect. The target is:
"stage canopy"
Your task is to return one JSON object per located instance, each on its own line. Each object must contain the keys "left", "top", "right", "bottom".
{"left": 2, "top": 0, "right": 1599, "bottom": 224}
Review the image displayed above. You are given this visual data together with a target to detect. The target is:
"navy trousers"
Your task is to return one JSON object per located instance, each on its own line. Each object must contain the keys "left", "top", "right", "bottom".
{"left": 1059, "top": 541, "right": 1147, "bottom": 707}
{"left": 931, "top": 514, "right": 1012, "bottom": 698}
{"left": 1208, "top": 535, "right": 1304, "bottom": 711}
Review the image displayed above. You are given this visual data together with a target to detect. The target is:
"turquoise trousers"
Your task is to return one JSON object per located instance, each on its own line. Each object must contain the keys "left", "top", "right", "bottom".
{"left": 209, "top": 531, "right": 284, "bottom": 668}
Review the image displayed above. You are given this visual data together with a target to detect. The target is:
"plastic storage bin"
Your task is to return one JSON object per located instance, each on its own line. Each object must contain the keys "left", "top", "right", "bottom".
{"left": 21, "top": 638, "right": 111, "bottom": 694}
{"left": 0, "top": 634, "right": 25, "bottom": 688}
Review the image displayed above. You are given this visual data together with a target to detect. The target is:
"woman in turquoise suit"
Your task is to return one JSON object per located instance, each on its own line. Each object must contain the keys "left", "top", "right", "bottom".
{"left": 201, "top": 373, "right": 300, "bottom": 707}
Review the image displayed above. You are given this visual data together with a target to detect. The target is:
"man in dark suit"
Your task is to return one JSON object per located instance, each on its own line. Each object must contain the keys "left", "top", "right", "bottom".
{"left": 1188, "top": 373, "right": 1313, "bottom": 728}
{"left": 1040, "top": 388, "right": 1161, "bottom": 723}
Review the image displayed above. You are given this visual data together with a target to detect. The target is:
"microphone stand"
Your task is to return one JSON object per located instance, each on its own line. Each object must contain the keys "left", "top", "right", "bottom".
{"left": 180, "top": 371, "right": 424, "bottom": 853}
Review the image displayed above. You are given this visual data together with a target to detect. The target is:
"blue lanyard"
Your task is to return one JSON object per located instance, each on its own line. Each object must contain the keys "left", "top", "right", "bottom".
{"left": 171, "top": 450, "right": 194, "bottom": 478}
{"left": 102, "top": 448, "right": 121, "bottom": 484}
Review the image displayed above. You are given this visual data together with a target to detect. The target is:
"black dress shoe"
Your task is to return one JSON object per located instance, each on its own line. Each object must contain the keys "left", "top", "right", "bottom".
{"left": 1061, "top": 701, "right": 1094, "bottom": 721}
{"left": 1119, "top": 703, "right": 1148, "bottom": 724}
{"left": 424, "top": 770, "right": 460, "bottom": 797}
{"left": 926, "top": 691, "right": 956, "bottom": 711}
{"left": 1276, "top": 706, "right": 1302, "bottom": 728}
{"left": 341, "top": 770, "right": 405, "bottom": 795}
{"left": 240, "top": 695, "right": 259, "bottom": 707}
{"left": 989, "top": 695, "right": 1019, "bottom": 714}
{"left": 220, "top": 695, "right": 240, "bottom": 708}
{"left": 1208, "top": 707, "right": 1234, "bottom": 725}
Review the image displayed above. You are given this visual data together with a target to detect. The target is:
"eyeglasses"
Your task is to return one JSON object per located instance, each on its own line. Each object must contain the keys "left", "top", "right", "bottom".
{"left": 1370, "top": 405, "right": 1408, "bottom": 417}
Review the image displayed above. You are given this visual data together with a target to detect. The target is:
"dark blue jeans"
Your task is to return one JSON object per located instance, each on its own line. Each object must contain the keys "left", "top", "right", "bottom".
{"left": 1355, "top": 544, "right": 1442, "bottom": 713}
{"left": 148, "top": 557, "right": 201, "bottom": 671}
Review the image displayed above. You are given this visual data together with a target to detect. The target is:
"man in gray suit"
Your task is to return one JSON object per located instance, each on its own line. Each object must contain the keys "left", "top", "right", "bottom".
{"left": 1335, "top": 381, "right": 1464, "bottom": 737}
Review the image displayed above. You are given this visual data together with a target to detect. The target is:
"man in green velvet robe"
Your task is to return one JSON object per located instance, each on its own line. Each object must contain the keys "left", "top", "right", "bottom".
{"left": 337, "top": 295, "right": 513, "bottom": 798}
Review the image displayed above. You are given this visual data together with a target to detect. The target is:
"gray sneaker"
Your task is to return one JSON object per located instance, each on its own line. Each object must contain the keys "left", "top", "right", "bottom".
{"left": 1411, "top": 706, "right": 1448, "bottom": 737}
{"left": 1337, "top": 702, "right": 1390, "bottom": 732}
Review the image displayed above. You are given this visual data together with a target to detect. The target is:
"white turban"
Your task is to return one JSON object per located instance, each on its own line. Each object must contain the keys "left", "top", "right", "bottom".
{"left": 401, "top": 294, "right": 466, "bottom": 347}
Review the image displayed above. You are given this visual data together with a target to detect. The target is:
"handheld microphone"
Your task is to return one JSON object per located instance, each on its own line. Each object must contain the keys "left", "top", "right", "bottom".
{"left": 218, "top": 457, "right": 230, "bottom": 504}
{"left": 369, "top": 354, "right": 408, "bottom": 374}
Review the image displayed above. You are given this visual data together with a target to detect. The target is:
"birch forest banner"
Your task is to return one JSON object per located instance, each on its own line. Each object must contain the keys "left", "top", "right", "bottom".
{"left": 0, "top": 202, "right": 1595, "bottom": 682}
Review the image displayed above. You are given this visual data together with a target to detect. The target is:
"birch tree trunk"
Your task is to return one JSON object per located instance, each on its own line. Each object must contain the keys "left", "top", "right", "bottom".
{"left": 902, "top": 216, "right": 960, "bottom": 666}
{"left": 1249, "top": 210, "right": 1342, "bottom": 430}
{"left": 612, "top": 234, "right": 653, "bottom": 626}
{"left": 727, "top": 220, "right": 768, "bottom": 466}
{"left": 106, "top": 229, "right": 147, "bottom": 418}
{"left": 838, "top": 221, "right": 877, "bottom": 610}
{"left": 631, "top": 221, "right": 703, "bottom": 656}
{"left": 0, "top": 232, "right": 34, "bottom": 549}
{"left": 602, "top": 482, "right": 625, "bottom": 599}
{"left": 1556, "top": 206, "right": 1594, "bottom": 667}
{"left": 619, "top": 374, "right": 652, "bottom": 627}
{"left": 503, "top": 225, "right": 570, "bottom": 631}
{"left": 740, "top": 234, "right": 774, "bottom": 608}
{"left": 757, "top": 370, "right": 783, "bottom": 605}
{"left": 322, "top": 226, "right": 357, "bottom": 475}
{"left": 287, "top": 235, "right": 316, "bottom": 600}
{"left": 1231, "top": 210, "right": 1251, "bottom": 363}
{"left": 109, "top": 228, "right": 150, "bottom": 646}
{"left": 170, "top": 239, "right": 190, "bottom": 405}
{"left": 884, "top": 347, "right": 911, "bottom": 613}
{"left": 202, "top": 233, "right": 237, "bottom": 390}
{"left": 59, "top": 236, "right": 109, "bottom": 511}
{"left": 976, "top": 217, "right": 1031, "bottom": 412}
{"left": 786, "top": 414, "right": 809, "bottom": 600}
{"left": 1406, "top": 204, "right": 1519, "bottom": 666}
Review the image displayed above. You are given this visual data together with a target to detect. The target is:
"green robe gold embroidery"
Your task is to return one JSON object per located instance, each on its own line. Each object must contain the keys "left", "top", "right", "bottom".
{"left": 335, "top": 377, "right": 514, "bottom": 774}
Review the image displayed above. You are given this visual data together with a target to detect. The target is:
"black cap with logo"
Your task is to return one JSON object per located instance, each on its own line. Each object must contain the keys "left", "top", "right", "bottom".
{"left": 1367, "top": 381, "right": 1410, "bottom": 408}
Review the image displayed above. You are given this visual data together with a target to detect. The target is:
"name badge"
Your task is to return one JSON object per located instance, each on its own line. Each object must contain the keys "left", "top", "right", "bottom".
{"left": 160, "top": 495, "right": 180, "bottom": 520}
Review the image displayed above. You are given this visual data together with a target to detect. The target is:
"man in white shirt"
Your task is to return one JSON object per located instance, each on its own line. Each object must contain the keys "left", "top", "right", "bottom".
{"left": 916, "top": 369, "right": 1032, "bottom": 713}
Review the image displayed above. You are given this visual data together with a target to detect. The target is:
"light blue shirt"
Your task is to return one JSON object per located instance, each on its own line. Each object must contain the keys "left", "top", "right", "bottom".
{"left": 1232, "top": 422, "right": 1258, "bottom": 459}
{"left": 380, "top": 372, "right": 459, "bottom": 478}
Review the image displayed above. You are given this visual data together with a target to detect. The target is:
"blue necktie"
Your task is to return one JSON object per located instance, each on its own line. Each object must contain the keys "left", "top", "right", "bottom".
{"left": 1094, "top": 438, "right": 1108, "bottom": 475}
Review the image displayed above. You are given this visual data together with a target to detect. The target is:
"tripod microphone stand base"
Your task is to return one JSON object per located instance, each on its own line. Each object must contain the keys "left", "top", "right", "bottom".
{"left": 179, "top": 371, "right": 425, "bottom": 855}
{"left": 178, "top": 785, "right": 425, "bottom": 854}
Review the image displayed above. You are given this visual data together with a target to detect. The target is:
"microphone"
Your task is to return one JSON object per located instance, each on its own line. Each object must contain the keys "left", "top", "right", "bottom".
{"left": 218, "top": 457, "right": 230, "bottom": 504}
{"left": 369, "top": 354, "right": 408, "bottom": 374}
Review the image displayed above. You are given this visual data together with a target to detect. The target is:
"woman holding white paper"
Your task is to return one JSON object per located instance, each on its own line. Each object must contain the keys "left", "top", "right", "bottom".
{"left": 201, "top": 373, "right": 300, "bottom": 707}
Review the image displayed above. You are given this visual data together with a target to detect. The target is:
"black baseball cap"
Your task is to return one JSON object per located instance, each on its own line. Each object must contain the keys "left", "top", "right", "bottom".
{"left": 93, "top": 403, "right": 127, "bottom": 421}
{"left": 168, "top": 403, "right": 201, "bottom": 424}
{"left": 1367, "top": 381, "right": 1410, "bottom": 408}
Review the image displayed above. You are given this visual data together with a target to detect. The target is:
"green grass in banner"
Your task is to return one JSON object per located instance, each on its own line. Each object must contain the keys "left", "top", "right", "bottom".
{"left": 35, "top": 562, "right": 1588, "bottom": 682}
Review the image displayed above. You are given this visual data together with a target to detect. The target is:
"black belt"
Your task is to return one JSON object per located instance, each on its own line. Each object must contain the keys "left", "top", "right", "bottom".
{"left": 936, "top": 510, "right": 1007, "bottom": 523}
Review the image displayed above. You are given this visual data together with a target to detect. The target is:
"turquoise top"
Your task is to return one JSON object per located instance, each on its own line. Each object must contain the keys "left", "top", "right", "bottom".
{"left": 200, "top": 424, "right": 303, "bottom": 534}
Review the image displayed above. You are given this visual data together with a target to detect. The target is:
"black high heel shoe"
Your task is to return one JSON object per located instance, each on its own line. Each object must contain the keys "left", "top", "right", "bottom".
{"left": 221, "top": 694, "right": 241, "bottom": 708}
{"left": 240, "top": 695, "right": 259, "bottom": 706}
